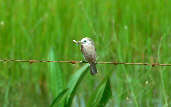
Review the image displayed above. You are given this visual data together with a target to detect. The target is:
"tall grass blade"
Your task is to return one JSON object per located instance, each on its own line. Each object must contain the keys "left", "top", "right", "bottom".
{"left": 97, "top": 78, "right": 112, "bottom": 107}
{"left": 65, "top": 64, "right": 89, "bottom": 107}
{"left": 3, "top": 79, "right": 11, "bottom": 107}
{"left": 48, "top": 49, "right": 64, "bottom": 97}
{"left": 50, "top": 88, "right": 68, "bottom": 107}
{"left": 88, "top": 77, "right": 112, "bottom": 107}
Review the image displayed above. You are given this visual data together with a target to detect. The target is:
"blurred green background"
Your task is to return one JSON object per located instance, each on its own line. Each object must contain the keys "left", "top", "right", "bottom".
{"left": 0, "top": 0, "right": 171, "bottom": 106}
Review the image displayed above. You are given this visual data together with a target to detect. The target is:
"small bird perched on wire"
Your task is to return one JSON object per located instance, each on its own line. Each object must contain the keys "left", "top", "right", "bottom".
{"left": 73, "top": 37, "right": 97, "bottom": 75}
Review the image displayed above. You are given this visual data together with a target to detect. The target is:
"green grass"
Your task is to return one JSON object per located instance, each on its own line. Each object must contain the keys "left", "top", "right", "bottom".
{"left": 0, "top": 0, "right": 171, "bottom": 106}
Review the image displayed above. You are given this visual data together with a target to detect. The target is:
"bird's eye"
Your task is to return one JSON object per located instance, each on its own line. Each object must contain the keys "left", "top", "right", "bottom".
{"left": 84, "top": 40, "right": 87, "bottom": 43}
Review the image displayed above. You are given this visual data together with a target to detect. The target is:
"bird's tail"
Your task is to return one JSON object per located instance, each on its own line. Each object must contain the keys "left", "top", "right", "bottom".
{"left": 90, "top": 63, "right": 97, "bottom": 75}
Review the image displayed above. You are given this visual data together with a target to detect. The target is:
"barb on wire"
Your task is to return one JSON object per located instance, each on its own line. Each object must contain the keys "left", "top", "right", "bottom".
{"left": 0, "top": 59, "right": 171, "bottom": 66}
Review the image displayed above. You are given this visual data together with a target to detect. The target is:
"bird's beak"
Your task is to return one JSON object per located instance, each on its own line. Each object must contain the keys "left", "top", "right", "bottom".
{"left": 78, "top": 41, "right": 82, "bottom": 44}
{"left": 73, "top": 40, "right": 81, "bottom": 45}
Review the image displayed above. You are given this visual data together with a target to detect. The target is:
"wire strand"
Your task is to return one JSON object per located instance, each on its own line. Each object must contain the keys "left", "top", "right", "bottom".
{"left": 0, "top": 59, "right": 171, "bottom": 66}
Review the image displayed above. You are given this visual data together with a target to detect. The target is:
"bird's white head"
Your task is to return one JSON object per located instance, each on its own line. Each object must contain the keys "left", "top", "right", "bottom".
{"left": 80, "top": 37, "right": 94, "bottom": 45}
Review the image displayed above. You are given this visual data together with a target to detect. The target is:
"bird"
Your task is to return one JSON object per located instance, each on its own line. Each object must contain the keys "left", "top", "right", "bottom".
{"left": 78, "top": 37, "right": 97, "bottom": 75}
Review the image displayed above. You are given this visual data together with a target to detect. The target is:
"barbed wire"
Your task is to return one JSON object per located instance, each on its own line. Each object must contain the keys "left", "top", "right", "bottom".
{"left": 0, "top": 59, "right": 171, "bottom": 66}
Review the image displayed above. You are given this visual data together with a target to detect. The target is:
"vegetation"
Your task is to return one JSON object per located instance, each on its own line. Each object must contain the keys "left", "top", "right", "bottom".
{"left": 0, "top": 0, "right": 171, "bottom": 106}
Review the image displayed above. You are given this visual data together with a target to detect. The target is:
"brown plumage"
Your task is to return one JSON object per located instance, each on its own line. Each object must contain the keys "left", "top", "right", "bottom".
{"left": 80, "top": 37, "right": 97, "bottom": 75}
